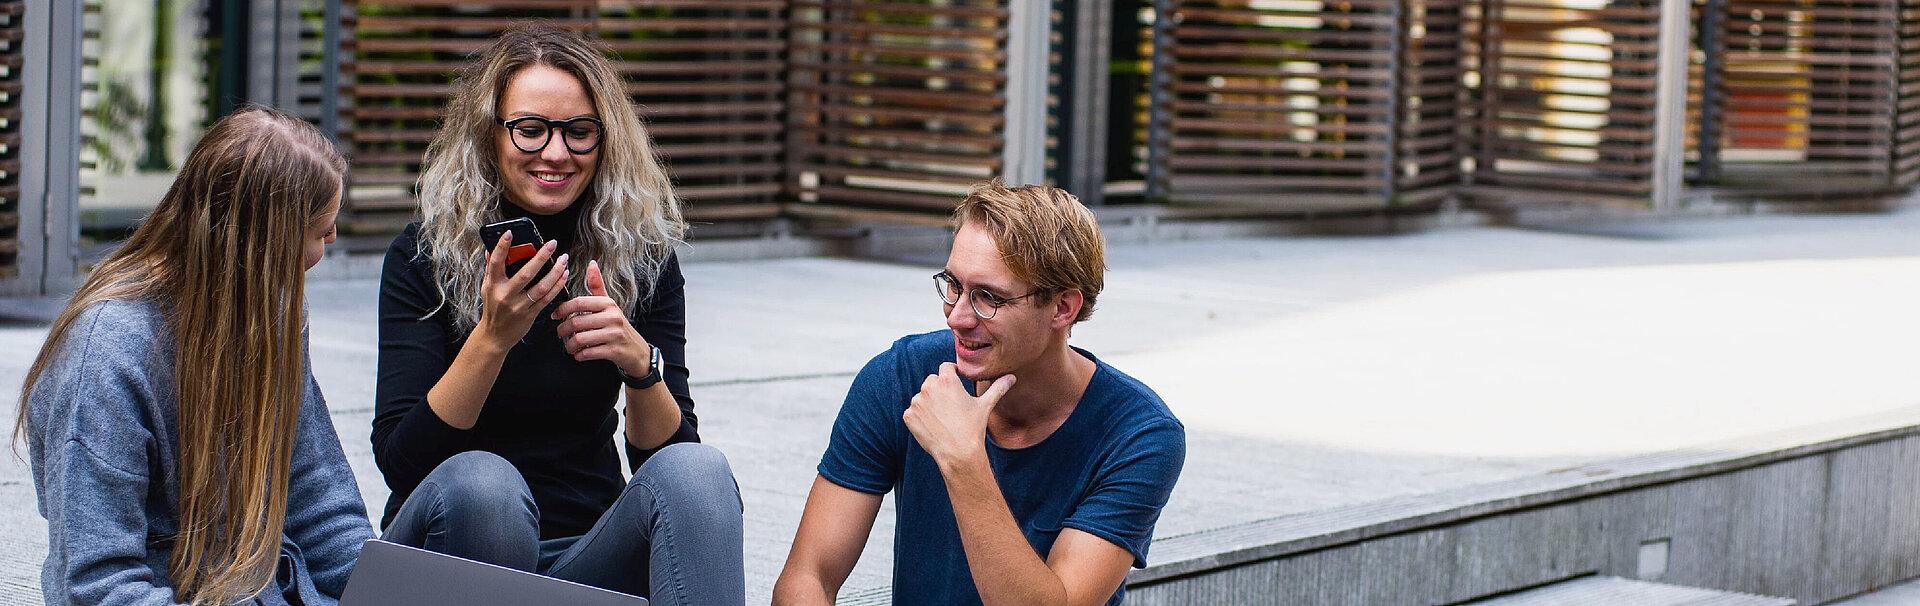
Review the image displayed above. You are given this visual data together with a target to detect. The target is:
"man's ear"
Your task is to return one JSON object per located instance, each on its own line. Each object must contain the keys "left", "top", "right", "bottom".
{"left": 1051, "top": 289, "right": 1083, "bottom": 329}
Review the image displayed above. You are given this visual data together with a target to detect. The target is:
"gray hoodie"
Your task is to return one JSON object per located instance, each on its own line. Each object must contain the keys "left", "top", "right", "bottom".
{"left": 26, "top": 298, "right": 373, "bottom": 606}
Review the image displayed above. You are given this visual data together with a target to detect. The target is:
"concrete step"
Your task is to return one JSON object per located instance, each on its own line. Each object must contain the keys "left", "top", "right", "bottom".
{"left": 1467, "top": 577, "right": 1795, "bottom": 606}
{"left": 1823, "top": 578, "right": 1920, "bottom": 605}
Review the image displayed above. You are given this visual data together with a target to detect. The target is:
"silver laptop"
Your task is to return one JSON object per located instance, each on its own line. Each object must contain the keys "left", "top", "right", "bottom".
{"left": 341, "top": 539, "right": 647, "bottom": 606}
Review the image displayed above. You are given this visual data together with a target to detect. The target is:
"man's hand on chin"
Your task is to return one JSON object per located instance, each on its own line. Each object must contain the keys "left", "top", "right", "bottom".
{"left": 903, "top": 362, "right": 1016, "bottom": 470}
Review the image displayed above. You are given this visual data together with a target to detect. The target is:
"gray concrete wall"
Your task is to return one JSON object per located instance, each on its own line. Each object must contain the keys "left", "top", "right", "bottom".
{"left": 1126, "top": 423, "right": 1920, "bottom": 605}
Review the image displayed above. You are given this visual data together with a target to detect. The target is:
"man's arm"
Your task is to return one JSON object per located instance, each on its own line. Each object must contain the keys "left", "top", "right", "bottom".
{"left": 941, "top": 452, "right": 1137, "bottom": 606}
{"left": 904, "top": 364, "right": 1138, "bottom": 606}
{"left": 774, "top": 474, "right": 885, "bottom": 606}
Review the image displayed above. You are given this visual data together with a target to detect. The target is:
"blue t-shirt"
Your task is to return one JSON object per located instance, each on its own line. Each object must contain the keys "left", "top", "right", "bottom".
{"left": 819, "top": 330, "right": 1186, "bottom": 606}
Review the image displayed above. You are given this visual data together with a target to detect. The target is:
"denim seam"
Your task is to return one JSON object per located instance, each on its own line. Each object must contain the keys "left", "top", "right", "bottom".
{"left": 542, "top": 477, "right": 656, "bottom": 585}
{"left": 635, "top": 473, "right": 691, "bottom": 606}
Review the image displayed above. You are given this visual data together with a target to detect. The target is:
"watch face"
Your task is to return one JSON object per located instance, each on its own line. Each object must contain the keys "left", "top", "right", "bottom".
{"left": 623, "top": 345, "right": 663, "bottom": 390}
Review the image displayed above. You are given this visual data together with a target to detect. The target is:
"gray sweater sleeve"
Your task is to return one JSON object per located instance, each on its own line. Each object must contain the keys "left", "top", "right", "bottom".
{"left": 281, "top": 368, "right": 376, "bottom": 599}
{"left": 28, "top": 301, "right": 190, "bottom": 606}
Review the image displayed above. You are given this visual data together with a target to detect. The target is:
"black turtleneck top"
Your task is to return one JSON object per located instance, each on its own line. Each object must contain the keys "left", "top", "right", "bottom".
{"left": 371, "top": 201, "right": 699, "bottom": 539}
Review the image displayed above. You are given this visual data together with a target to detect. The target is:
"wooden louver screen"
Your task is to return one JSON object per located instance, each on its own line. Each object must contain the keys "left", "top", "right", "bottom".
{"left": 785, "top": 0, "right": 1008, "bottom": 217}
{"left": 599, "top": 0, "right": 786, "bottom": 222}
{"left": 1692, "top": 0, "right": 1907, "bottom": 192}
{"left": 340, "top": 1, "right": 787, "bottom": 238}
{"left": 1899, "top": 0, "right": 1920, "bottom": 186}
{"left": 0, "top": 1, "right": 19, "bottom": 278}
{"left": 342, "top": 1, "right": 599, "bottom": 236}
{"left": 1400, "top": 0, "right": 1468, "bottom": 204}
{"left": 1460, "top": 0, "right": 1661, "bottom": 205}
{"left": 1151, "top": 0, "right": 1410, "bottom": 209}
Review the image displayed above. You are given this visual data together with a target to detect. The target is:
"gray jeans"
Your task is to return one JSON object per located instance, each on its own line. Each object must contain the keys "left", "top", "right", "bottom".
{"left": 381, "top": 444, "right": 745, "bottom": 606}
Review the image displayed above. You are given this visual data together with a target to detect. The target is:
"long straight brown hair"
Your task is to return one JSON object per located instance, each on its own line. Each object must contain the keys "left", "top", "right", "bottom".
{"left": 16, "top": 107, "right": 345, "bottom": 606}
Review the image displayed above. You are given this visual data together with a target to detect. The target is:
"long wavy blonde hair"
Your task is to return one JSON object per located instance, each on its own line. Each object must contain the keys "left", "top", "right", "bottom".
{"left": 16, "top": 107, "right": 345, "bottom": 606}
{"left": 415, "top": 24, "right": 685, "bottom": 332}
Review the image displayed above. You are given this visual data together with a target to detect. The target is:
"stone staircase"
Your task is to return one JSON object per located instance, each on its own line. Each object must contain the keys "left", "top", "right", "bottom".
{"left": 1822, "top": 578, "right": 1920, "bottom": 606}
{"left": 1467, "top": 577, "right": 1794, "bottom": 606}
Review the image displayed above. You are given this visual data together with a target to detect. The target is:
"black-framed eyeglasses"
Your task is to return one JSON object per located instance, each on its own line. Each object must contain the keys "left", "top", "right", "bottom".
{"left": 500, "top": 116, "right": 604, "bottom": 155}
{"left": 934, "top": 271, "right": 1042, "bottom": 320}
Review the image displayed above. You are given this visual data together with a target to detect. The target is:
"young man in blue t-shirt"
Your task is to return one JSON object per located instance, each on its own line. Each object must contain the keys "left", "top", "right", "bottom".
{"left": 774, "top": 181, "right": 1187, "bottom": 606}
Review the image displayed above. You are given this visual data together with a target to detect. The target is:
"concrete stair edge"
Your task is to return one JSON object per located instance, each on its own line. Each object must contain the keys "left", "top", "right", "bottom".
{"left": 1465, "top": 576, "right": 1796, "bottom": 606}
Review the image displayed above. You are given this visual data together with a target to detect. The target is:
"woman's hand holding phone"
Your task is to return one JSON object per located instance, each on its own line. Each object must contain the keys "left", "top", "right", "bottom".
{"left": 553, "top": 260, "right": 652, "bottom": 377}
{"left": 474, "top": 231, "right": 570, "bottom": 348}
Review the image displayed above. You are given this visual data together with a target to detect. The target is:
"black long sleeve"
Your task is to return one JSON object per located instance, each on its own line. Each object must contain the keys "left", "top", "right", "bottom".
{"left": 372, "top": 223, "right": 699, "bottom": 539}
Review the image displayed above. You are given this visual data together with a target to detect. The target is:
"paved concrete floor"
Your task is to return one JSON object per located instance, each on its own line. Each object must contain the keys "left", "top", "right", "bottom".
{"left": 4, "top": 208, "right": 1920, "bottom": 604}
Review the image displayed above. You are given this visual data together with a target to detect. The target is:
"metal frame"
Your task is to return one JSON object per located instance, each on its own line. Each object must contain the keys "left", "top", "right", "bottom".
{"left": 7, "top": 0, "right": 82, "bottom": 297}
{"left": 1142, "top": 0, "right": 1174, "bottom": 202}
{"left": 1692, "top": 0, "right": 1725, "bottom": 185}
{"left": 1052, "top": 0, "right": 1113, "bottom": 206}
{"left": 1002, "top": 0, "right": 1050, "bottom": 187}
{"left": 248, "top": 0, "right": 303, "bottom": 109}
{"left": 1651, "top": 0, "right": 1691, "bottom": 209}
{"left": 321, "top": 0, "right": 341, "bottom": 142}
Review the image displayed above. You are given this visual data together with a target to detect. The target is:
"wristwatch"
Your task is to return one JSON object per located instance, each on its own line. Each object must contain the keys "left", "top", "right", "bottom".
{"left": 619, "top": 345, "right": 663, "bottom": 390}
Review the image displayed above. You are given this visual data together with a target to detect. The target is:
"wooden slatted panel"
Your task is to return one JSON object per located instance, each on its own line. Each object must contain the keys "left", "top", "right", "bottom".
{"left": 1154, "top": 0, "right": 1406, "bottom": 208}
{"left": 1400, "top": 0, "right": 1466, "bottom": 203}
{"left": 598, "top": 0, "right": 787, "bottom": 220}
{"left": 341, "top": 1, "right": 593, "bottom": 236}
{"left": 1894, "top": 0, "right": 1920, "bottom": 185}
{"left": 0, "top": 1, "right": 19, "bottom": 277}
{"left": 1460, "top": 0, "right": 1661, "bottom": 205}
{"left": 341, "top": 0, "right": 786, "bottom": 240}
{"left": 1695, "top": 0, "right": 1903, "bottom": 191}
{"left": 786, "top": 0, "right": 1008, "bottom": 214}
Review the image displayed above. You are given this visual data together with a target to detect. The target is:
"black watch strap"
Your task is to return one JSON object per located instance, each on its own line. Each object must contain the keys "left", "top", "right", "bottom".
{"left": 620, "top": 345, "right": 664, "bottom": 390}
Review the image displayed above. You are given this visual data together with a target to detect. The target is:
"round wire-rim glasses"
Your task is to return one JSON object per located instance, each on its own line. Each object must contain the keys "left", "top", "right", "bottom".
{"left": 500, "top": 116, "right": 604, "bottom": 155}
{"left": 933, "top": 271, "right": 1042, "bottom": 319}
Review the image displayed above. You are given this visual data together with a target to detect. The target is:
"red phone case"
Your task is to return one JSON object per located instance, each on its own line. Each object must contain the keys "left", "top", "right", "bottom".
{"left": 507, "top": 243, "right": 537, "bottom": 265}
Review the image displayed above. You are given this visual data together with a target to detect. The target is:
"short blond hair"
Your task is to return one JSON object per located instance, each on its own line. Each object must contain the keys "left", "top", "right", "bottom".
{"left": 952, "top": 180, "right": 1106, "bottom": 323}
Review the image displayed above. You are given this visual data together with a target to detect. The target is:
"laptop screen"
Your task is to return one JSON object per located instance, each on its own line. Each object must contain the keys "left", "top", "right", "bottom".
{"left": 341, "top": 540, "right": 647, "bottom": 606}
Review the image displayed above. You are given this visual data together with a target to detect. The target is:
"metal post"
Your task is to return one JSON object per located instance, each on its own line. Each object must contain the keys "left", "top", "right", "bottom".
{"left": 322, "top": 0, "right": 342, "bottom": 143}
{"left": 1694, "top": 0, "right": 1724, "bottom": 185}
{"left": 1651, "top": 0, "right": 1691, "bottom": 209}
{"left": 1002, "top": 0, "right": 1050, "bottom": 186}
{"left": 247, "top": 0, "right": 299, "bottom": 110}
{"left": 1144, "top": 0, "right": 1174, "bottom": 201}
{"left": 1383, "top": 0, "right": 1402, "bottom": 203}
{"left": 139, "top": 0, "right": 173, "bottom": 170}
{"left": 1054, "top": 0, "right": 1113, "bottom": 206}
{"left": 1470, "top": 0, "right": 1504, "bottom": 189}
{"left": 214, "top": 0, "right": 246, "bottom": 117}
{"left": 11, "top": 0, "right": 83, "bottom": 296}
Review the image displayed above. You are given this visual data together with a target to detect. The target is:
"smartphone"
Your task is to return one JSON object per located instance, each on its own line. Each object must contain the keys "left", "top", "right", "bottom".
{"left": 479, "top": 218, "right": 572, "bottom": 304}
{"left": 479, "top": 217, "right": 543, "bottom": 276}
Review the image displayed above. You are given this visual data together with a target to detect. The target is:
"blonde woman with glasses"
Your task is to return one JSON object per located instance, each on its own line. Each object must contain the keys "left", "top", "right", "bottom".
{"left": 371, "top": 24, "right": 743, "bottom": 606}
{"left": 18, "top": 107, "right": 373, "bottom": 606}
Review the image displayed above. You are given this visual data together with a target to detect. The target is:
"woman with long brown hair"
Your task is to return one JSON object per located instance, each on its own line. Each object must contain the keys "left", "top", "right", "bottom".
{"left": 372, "top": 24, "right": 743, "bottom": 606}
{"left": 19, "top": 107, "right": 373, "bottom": 606}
